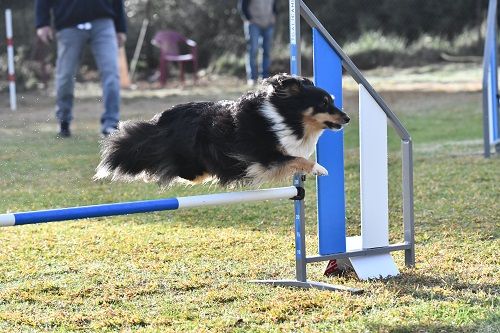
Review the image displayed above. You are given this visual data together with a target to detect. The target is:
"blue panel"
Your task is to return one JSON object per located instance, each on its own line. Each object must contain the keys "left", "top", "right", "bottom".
{"left": 14, "top": 198, "right": 179, "bottom": 225}
{"left": 490, "top": 42, "right": 500, "bottom": 142}
{"left": 313, "top": 28, "right": 346, "bottom": 255}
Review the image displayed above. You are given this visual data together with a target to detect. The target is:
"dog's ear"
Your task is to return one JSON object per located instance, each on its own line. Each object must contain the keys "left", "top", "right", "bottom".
{"left": 265, "top": 74, "right": 302, "bottom": 95}
{"left": 299, "top": 77, "right": 314, "bottom": 87}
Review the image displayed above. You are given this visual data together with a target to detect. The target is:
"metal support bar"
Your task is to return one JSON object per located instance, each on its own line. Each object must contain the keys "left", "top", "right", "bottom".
{"left": 293, "top": 174, "right": 307, "bottom": 282}
{"left": 249, "top": 279, "right": 363, "bottom": 294}
{"left": 483, "top": 80, "right": 491, "bottom": 158}
{"left": 289, "top": 0, "right": 307, "bottom": 284}
{"left": 402, "top": 141, "right": 416, "bottom": 267}
{"left": 306, "top": 242, "right": 412, "bottom": 263}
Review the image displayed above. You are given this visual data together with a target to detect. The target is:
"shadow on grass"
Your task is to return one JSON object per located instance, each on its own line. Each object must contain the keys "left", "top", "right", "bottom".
{"left": 370, "top": 319, "right": 499, "bottom": 333}
{"left": 381, "top": 271, "right": 499, "bottom": 304}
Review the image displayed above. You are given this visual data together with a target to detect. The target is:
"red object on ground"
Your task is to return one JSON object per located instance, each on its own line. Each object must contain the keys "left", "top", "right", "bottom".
{"left": 324, "top": 259, "right": 339, "bottom": 276}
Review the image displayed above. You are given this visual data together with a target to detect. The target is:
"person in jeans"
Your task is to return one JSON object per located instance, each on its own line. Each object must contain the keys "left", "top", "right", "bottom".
{"left": 35, "top": 0, "right": 127, "bottom": 138}
{"left": 239, "top": 0, "right": 277, "bottom": 86}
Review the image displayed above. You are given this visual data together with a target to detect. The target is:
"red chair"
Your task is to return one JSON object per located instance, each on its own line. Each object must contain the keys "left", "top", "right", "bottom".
{"left": 151, "top": 30, "right": 198, "bottom": 85}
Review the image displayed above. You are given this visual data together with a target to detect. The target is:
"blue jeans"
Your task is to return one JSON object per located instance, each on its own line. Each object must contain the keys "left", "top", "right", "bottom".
{"left": 244, "top": 22, "right": 274, "bottom": 81}
{"left": 55, "top": 18, "right": 120, "bottom": 131}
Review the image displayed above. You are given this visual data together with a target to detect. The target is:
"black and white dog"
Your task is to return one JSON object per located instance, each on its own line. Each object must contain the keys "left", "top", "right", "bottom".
{"left": 94, "top": 74, "right": 349, "bottom": 187}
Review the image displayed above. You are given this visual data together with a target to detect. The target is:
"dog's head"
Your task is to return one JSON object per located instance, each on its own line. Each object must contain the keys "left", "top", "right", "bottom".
{"left": 264, "top": 73, "right": 350, "bottom": 131}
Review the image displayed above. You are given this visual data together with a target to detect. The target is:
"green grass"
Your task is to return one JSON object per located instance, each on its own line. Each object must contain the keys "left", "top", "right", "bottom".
{"left": 343, "top": 28, "right": 481, "bottom": 60}
{"left": 0, "top": 71, "right": 499, "bottom": 332}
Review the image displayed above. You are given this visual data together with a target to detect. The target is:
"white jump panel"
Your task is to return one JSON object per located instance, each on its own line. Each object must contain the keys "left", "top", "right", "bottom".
{"left": 344, "top": 236, "right": 399, "bottom": 280}
{"left": 359, "top": 85, "right": 389, "bottom": 249}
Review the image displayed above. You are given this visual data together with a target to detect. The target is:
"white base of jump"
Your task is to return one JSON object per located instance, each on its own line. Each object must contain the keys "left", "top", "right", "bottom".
{"left": 338, "top": 236, "right": 399, "bottom": 280}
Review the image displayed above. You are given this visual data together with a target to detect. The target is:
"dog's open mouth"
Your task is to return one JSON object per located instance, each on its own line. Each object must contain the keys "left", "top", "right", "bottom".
{"left": 325, "top": 121, "right": 343, "bottom": 130}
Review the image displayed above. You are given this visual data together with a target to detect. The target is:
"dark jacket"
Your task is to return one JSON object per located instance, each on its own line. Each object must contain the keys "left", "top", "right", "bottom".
{"left": 239, "top": 0, "right": 277, "bottom": 26}
{"left": 35, "top": 0, "right": 127, "bottom": 33}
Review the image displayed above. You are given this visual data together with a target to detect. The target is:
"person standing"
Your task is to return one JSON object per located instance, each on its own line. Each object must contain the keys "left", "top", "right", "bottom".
{"left": 35, "top": 0, "right": 127, "bottom": 138}
{"left": 239, "top": 0, "right": 277, "bottom": 86}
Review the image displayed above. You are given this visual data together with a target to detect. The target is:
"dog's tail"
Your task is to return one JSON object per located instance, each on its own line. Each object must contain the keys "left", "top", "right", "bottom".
{"left": 94, "top": 120, "right": 173, "bottom": 184}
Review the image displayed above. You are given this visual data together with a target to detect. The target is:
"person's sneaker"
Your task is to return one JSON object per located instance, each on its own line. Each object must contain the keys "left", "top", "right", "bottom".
{"left": 101, "top": 126, "right": 118, "bottom": 137}
{"left": 57, "top": 121, "right": 71, "bottom": 138}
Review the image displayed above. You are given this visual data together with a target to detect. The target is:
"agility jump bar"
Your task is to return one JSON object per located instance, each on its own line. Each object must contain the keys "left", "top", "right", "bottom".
{"left": 0, "top": 186, "right": 300, "bottom": 227}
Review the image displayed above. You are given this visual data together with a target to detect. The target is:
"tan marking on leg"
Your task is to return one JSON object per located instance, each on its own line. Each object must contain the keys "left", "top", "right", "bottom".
{"left": 190, "top": 172, "right": 213, "bottom": 184}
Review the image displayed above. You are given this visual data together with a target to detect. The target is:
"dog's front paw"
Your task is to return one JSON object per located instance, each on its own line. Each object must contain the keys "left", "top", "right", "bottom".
{"left": 311, "top": 163, "right": 328, "bottom": 176}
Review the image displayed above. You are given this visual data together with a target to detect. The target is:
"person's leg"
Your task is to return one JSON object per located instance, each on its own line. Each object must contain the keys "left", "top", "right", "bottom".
{"left": 261, "top": 25, "right": 274, "bottom": 79}
{"left": 244, "top": 22, "right": 260, "bottom": 83}
{"left": 89, "top": 18, "right": 120, "bottom": 134}
{"left": 55, "top": 27, "right": 87, "bottom": 134}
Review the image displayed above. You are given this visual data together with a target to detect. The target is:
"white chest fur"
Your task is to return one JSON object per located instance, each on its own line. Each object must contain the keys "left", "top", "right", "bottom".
{"left": 259, "top": 101, "right": 323, "bottom": 158}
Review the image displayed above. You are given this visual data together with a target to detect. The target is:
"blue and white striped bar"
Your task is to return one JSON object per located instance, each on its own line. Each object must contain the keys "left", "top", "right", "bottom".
{"left": 0, "top": 186, "right": 299, "bottom": 227}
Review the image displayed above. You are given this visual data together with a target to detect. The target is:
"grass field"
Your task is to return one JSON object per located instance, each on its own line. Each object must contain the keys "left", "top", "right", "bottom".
{"left": 0, "top": 66, "right": 499, "bottom": 332}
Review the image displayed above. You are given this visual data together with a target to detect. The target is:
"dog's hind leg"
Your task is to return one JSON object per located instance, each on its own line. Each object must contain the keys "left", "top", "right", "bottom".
{"left": 190, "top": 172, "right": 214, "bottom": 184}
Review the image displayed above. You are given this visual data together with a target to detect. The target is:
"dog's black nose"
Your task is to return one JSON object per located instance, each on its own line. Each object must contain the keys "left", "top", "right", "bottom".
{"left": 343, "top": 115, "right": 350, "bottom": 123}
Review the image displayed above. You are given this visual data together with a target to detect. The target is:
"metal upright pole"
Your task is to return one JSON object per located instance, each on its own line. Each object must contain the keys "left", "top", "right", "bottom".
{"left": 293, "top": 175, "right": 307, "bottom": 282}
{"left": 289, "top": 0, "right": 307, "bottom": 282}
{"left": 289, "top": 0, "right": 301, "bottom": 77}
{"left": 402, "top": 140, "right": 415, "bottom": 267}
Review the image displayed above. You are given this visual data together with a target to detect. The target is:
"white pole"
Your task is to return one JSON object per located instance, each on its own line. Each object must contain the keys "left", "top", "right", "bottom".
{"left": 177, "top": 186, "right": 298, "bottom": 209}
{"left": 129, "top": 18, "right": 149, "bottom": 82}
{"left": 5, "top": 9, "right": 16, "bottom": 111}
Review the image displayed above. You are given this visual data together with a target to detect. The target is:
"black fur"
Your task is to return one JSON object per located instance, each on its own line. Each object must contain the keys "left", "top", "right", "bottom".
{"left": 95, "top": 74, "right": 350, "bottom": 187}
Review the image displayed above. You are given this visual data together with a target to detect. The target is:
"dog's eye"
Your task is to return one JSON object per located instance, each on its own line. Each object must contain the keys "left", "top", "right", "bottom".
{"left": 321, "top": 99, "right": 329, "bottom": 107}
